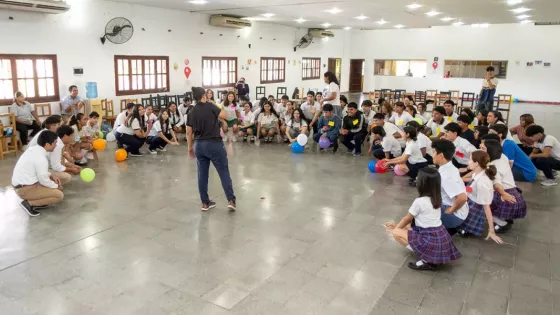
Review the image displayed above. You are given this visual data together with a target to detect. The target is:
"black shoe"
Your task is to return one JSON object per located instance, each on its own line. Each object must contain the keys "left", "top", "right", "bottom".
{"left": 408, "top": 260, "right": 438, "bottom": 271}
{"left": 201, "top": 201, "right": 217, "bottom": 211}
{"left": 408, "top": 179, "right": 417, "bottom": 187}
{"left": 494, "top": 222, "right": 512, "bottom": 234}
{"left": 333, "top": 143, "right": 339, "bottom": 154}
{"left": 34, "top": 204, "right": 50, "bottom": 210}
{"left": 457, "top": 228, "right": 470, "bottom": 237}
{"left": 20, "top": 200, "right": 40, "bottom": 217}
{"left": 227, "top": 200, "right": 237, "bottom": 211}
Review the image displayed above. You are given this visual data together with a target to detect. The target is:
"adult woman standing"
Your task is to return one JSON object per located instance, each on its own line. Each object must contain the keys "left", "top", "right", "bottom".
{"left": 321, "top": 71, "right": 341, "bottom": 117}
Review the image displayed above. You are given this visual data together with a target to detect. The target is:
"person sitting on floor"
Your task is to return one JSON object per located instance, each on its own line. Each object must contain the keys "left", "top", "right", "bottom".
{"left": 11, "top": 91, "right": 42, "bottom": 151}
{"left": 340, "top": 102, "right": 368, "bottom": 157}
{"left": 115, "top": 104, "right": 151, "bottom": 157}
{"left": 69, "top": 113, "right": 94, "bottom": 165}
{"left": 361, "top": 100, "right": 375, "bottom": 130}
{"left": 525, "top": 124, "right": 560, "bottom": 186}
{"left": 256, "top": 101, "right": 281, "bottom": 143}
{"left": 385, "top": 167, "right": 462, "bottom": 271}
{"left": 55, "top": 125, "right": 83, "bottom": 176}
{"left": 238, "top": 102, "right": 256, "bottom": 142}
{"left": 300, "top": 91, "right": 321, "bottom": 135}
{"left": 384, "top": 126, "right": 429, "bottom": 186}
{"left": 407, "top": 120, "right": 433, "bottom": 164}
{"left": 389, "top": 101, "right": 413, "bottom": 131}
{"left": 147, "top": 109, "right": 179, "bottom": 154}
{"left": 369, "top": 126, "right": 402, "bottom": 160}
{"left": 457, "top": 115, "right": 477, "bottom": 147}
{"left": 426, "top": 106, "right": 449, "bottom": 140}
{"left": 114, "top": 103, "right": 135, "bottom": 149}
{"left": 11, "top": 130, "right": 65, "bottom": 217}
{"left": 28, "top": 115, "right": 62, "bottom": 148}
{"left": 285, "top": 108, "right": 309, "bottom": 144}
{"left": 313, "top": 103, "right": 341, "bottom": 153}
{"left": 444, "top": 122, "right": 477, "bottom": 170}
{"left": 443, "top": 100, "right": 459, "bottom": 123}
{"left": 372, "top": 113, "right": 405, "bottom": 147}
{"left": 509, "top": 113, "right": 535, "bottom": 156}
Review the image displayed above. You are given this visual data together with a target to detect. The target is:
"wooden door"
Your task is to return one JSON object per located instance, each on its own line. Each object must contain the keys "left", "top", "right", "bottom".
{"left": 328, "top": 58, "right": 342, "bottom": 81}
{"left": 348, "top": 59, "right": 364, "bottom": 92}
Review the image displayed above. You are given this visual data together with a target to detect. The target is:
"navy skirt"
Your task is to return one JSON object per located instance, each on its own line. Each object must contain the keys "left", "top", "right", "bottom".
{"left": 491, "top": 187, "right": 527, "bottom": 220}
{"left": 408, "top": 225, "right": 462, "bottom": 264}
{"left": 460, "top": 199, "right": 486, "bottom": 236}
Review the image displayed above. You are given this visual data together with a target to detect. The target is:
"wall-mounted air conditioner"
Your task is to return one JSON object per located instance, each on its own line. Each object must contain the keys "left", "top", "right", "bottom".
{"left": 309, "top": 29, "right": 335, "bottom": 38}
{"left": 0, "top": 0, "right": 70, "bottom": 14}
{"left": 210, "top": 15, "right": 252, "bottom": 29}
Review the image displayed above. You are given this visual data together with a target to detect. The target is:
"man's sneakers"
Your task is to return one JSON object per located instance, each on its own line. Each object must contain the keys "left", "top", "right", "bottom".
{"left": 129, "top": 152, "right": 144, "bottom": 157}
{"left": 20, "top": 200, "right": 40, "bottom": 217}
{"left": 228, "top": 200, "right": 237, "bottom": 211}
{"left": 541, "top": 179, "right": 558, "bottom": 187}
{"left": 201, "top": 201, "right": 217, "bottom": 211}
{"left": 149, "top": 149, "right": 158, "bottom": 155}
{"left": 157, "top": 146, "right": 167, "bottom": 152}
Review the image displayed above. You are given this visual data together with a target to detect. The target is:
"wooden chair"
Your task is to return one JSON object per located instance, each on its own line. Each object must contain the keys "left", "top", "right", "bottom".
{"left": 449, "top": 90, "right": 460, "bottom": 105}
{"left": 0, "top": 113, "right": 18, "bottom": 160}
{"left": 457, "top": 92, "right": 476, "bottom": 113}
{"left": 496, "top": 94, "right": 512, "bottom": 124}
{"left": 217, "top": 90, "right": 229, "bottom": 103}
{"left": 414, "top": 91, "right": 426, "bottom": 104}
{"left": 256, "top": 86, "right": 266, "bottom": 100}
{"left": 368, "top": 91, "right": 381, "bottom": 103}
{"left": 435, "top": 93, "right": 451, "bottom": 107}
{"left": 277, "top": 87, "right": 287, "bottom": 101}
{"left": 426, "top": 89, "right": 437, "bottom": 102}
{"left": 120, "top": 99, "right": 138, "bottom": 112}
{"left": 101, "top": 99, "right": 117, "bottom": 126}
{"left": 34, "top": 103, "right": 52, "bottom": 120}
{"left": 393, "top": 89, "right": 406, "bottom": 103}
{"left": 382, "top": 92, "right": 394, "bottom": 105}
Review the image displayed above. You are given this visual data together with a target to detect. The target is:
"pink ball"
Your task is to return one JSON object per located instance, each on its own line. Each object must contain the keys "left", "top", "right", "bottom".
{"left": 394, "top": 164, "right": 408, "bottom": 176}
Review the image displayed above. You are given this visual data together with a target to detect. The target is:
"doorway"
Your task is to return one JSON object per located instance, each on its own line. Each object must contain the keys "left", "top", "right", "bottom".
{"left": 348, "top": 59, "right": 364, "bottom": 92}
{"left": 328, "top": 58, "right": 342, "bottom": 81}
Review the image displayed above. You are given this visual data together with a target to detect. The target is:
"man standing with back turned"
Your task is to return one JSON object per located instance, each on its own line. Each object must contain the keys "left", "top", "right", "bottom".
{"left": 186, "top": 87, "right": 236, "bottom": 212}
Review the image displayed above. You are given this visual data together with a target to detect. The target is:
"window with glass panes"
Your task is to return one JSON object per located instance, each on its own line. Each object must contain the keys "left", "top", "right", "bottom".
{"left": 260, "top": 57, "right": 285, "bottom": 84}
{"left": 114, "top": 55, "right": 169, "bottom": 96}
{"left": 202, "top": 57, "right": 237, "bottom": 88}
{"left": 0, "top": 54, "right": 59, "bottom": 105}
{"left": 302, "top": 57, "right": 321, "bottom": 80}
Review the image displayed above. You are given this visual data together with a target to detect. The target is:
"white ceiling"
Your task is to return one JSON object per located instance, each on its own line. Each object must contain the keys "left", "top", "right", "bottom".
{"left": 109, "top": 0, "right": 560, "bottom": 29}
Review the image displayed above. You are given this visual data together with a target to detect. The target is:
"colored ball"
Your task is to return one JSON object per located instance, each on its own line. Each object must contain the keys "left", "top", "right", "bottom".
{"left": 80, "top": 168, "right": 95, "bottom": 183}
{"left": 368, "top": 160, "right": 377, "bottom": 173}
{"left": 296, "top": 134, "right": 308, "bottom": 146}
{"left": 318, "top": 137, "right": 331, "bottom": 149}
{"left": 514, "top": 98, "right": 519, "bottom": 103}
{"left": 106, "top": 132, "right": 116, "bottom": 142}
{"left": 394, "top": 164, "right": 408, "bottom": 176}
{"left": 93, "top": 139, "right": 107, "bottom": 151}
{"left": 375, "top": 160, "right": 388, "bottom": 174}
{"left": 99, "top": 131, "right": 104, "bottom": 139}
{"left": 291, "top": 142, "right": 304, "bottom": 153}
{"left": 413, "top": 117, "right": 423, "bottom": 125}
{"left": 115, "top": 149, "right": 127, "bottom": 162}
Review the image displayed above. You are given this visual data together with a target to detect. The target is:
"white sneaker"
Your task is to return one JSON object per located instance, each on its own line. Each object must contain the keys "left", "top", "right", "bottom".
{"left": 233, "top": 135, "right": 237, "bottom": 142}
{"left": 156, "top": 147, "right": 167, "bottom": 152}
{"left": 541, "top": 179, "right": 558, "bottom": 186}
{"left": 80, "top": 157, "right": 88, "bottom": 164}
{"left": 149, "top": 149, "right": 157, "bottom": 155}
{"left": 86, "top": 152, "right": 95, "bottom": 160}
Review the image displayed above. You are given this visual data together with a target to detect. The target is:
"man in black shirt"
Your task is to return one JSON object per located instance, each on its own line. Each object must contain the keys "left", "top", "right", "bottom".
{"left": 457, "top": 114, "right": 477, "bottom": 147}
{"left": 186, "top": 87, "right": 236, "bottom": 211}
{"left": 340, "top": 102, "right": 368, "bottom": 157}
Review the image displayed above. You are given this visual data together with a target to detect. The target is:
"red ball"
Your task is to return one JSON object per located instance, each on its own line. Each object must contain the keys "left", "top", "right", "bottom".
{"left": 375, "top": 160, "right": 388, "bottom": 174}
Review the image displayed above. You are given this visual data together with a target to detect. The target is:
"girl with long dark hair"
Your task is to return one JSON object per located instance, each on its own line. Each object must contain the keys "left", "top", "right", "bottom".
{"left": 321, "top": 71, "right": 341, "bottom": 116}
{"left": 384, "top": 126, "right": 429, "bottom": 185}
{"left": 256, "top": 102, "right": 280, "bottom": 143}
{"left": 115, "top": 104, "right": 151, "bottom": 157}
{"left": 147, "top": 109, "right": 178, "bottom": 154}
{"left": 69, "top": 113, "right": 93, "bottom": 164}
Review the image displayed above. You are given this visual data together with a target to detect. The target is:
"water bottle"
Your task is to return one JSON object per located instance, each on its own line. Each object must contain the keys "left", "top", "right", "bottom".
{"left": 85, "top": 82, "right": 98, "bottom": 99}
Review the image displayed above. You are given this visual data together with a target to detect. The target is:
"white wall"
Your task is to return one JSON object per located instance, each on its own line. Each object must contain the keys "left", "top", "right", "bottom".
{"left": 0, "top": 0, "right": 350, "bottom": 115}
{"left": 350, "top": 24, "right": 560, "bottom": 102}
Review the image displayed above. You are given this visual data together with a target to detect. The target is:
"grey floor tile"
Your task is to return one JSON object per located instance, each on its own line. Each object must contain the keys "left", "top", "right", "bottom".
{"left": 370, "top": 297, "right": 418, "bottom": 315}
{"left": 419, "top": 292, "right": 464, "bottom": 315}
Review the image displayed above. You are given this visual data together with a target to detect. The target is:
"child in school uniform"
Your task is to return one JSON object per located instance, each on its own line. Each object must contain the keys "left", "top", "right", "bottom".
{"left": 525, "top": 124, "right": 560, "bottom": 186}
{"left": 222, "top": 92, "right": 240, "bottom": 142}
{"left": 369, "top": 126, "right": 402, "bottom": 160}
{"left": 444, "top": 122, "right": 477, "bottom": 169}
{"left": 443, "top": 100, "right": 459, "bottom": 123}
{"left": 361, "top": 100, "right": 375, "bottom": 130}
{"left": 313, "top": 103, "right": 341, "bottom": 153}
{"left": 384, "top": 126, "right": 429, "bottom": 186}
{"left": 426, "top": 106, "right": 449, "bottom": 140}
{"left": 457, "top": 115, "right": 477, "bottom": 147}
{"left": 385, "top": 167, "right": 462, "bottom": 271}
{"left": 238, "top": 102, "right": 256, "bottom": 142}
{"left": 115, "top": 104, "right": 151, "bottom": 157}
{"left": 285, "top": 108, "right": 309, "bottom": 144}
{"left": 389, "top": 102, "right": 413, "bottom": 131}
{"left": 256, "top": 102, "right": 281, "bottom": 143}
{"left": 82, "top": 111, "right": 101, "bottom": 160}
{"left": 457, "top": 151, "right": 504, "bottom": 244}
{"left": 147, "top": 109, "right": 179, "bottom": 154}
{"left": 68, "top": 113, "right": 94, "bottom": 164}
{"left": 417, "top": 103, "right": 432, "bottom": 124}
{"left": 480, "top": 139, "right": 527, "bottom": 233}
{"left": 407, "top": 120, "right": 433, "bottom": 164}
{"left": 144, "top": 104, "right": 157, "bottom": 126}
{"left": 168, "top": 102, "right": 184, "bottom": 135}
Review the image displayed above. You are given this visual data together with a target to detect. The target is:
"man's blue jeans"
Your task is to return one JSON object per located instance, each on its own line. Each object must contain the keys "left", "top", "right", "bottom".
{"left": 194, "top": 140, "right": 235, "bottom": 204}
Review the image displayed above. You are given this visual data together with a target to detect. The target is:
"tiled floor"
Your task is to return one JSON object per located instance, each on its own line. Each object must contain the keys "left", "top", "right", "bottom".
{"left": 0, "top": 100, "right": 559, "bottom": 315}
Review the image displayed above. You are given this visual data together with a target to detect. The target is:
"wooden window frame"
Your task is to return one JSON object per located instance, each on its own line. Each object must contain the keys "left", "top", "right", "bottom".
{"left": 444, "top": 60, "right": 508, "bottom": 79}
{"left": 0, "top": 54, "right": 60, "bottom": 106}
{"left": 114, "top": 55, "right": 170, "bottom": 96}
{"left": 302, "top": 57, "right": 321, "bottom": 80}
{"left": 202, "top": 57, "right": 238, "bottom": 88}
{"left": 260, "top": 57, "right": 286, "bottom": 84}
{"left": 374, "top": 59, "right": 427, "bottom": 77}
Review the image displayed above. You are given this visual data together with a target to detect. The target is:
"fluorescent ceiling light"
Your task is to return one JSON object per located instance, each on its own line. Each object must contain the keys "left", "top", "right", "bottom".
{"left": 344, "top": 26, "right": 352, "bottom": 30}
{"left": 243, "top": 17, "right": 266, "bottom": 21}
{"left": 406, "top": 3, "right": 422, "bottom": 10}
{"left": 394, "top": 24, "right": 405, "bottom": 28}
{"left": 321, "top": 22, "right": 332, "bottom": 27}
{"left": 295, "top": 18, "right": 307, "bottom": 23}
{"left": 376, "top": 19, "right": 388, "bottom": 25}
{"left": 354, "top": 15, "right": 368, "bottom": 20}
{"left": 325, "top": 7, "right": 342, "bottom": 14}
{"left": 452, "top": 21, "right": 464, "bottom": 26}
{"left": 426, "top": 10, "right": 441, "bottom": 17}
{"left": 510, "top": 7, "right": 531, "bottom": 13}
{"left": 507, "top": 0, "right": 523, "bottom": 5}
{"left": 261, "top": 13, "right": 275, "bottom": 18}
{"left": 188, "top": 0, "right": 208, "bottom": 4}
{"left": 519, "top": 19, "right": 533, "bottom": 24}
{"left": 471, "top": 23, "right": 489, "bottom": 28}
{"left": 516, "top": 14, "right": 531, "bottom": 19}
{"left": 440, "top": 17, "right": 455, "bottom": 22}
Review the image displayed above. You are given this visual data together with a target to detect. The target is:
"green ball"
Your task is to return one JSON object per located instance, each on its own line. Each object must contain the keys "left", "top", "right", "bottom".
{"left": 99, "top": 131, "right": 104, "bottom": 138}
{"left": 413, "top": 117, "right": 423, "bottom": 125}
{"left": 80, "top": 168, "right": 96, "bottom": 183}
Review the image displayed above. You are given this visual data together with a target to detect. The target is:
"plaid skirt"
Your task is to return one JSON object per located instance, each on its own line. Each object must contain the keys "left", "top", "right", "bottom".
{"left": 460, "top": 199, "right": 486, "bottom": 236}
{"left": 490, "top": 187, "right": 527, "bottom": 220}
{"left": 408, "top": 225, "right": 462, "bottom": 264}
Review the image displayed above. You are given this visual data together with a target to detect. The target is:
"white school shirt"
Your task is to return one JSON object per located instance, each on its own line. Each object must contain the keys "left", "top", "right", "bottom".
{"left": 274, "top": 103, "right": 286, "bottom": 117}
{"left": 468, "top": 171, "right": 494, "bottom": 205}
{"left": 408, "top": 197, "right": 442, "bottom": 228}
{"left": 71, "top": 125, "right": 84, "bottom": 143}
{"left": 324, "top": 82, "right": 340, "bottom": 106}
{"left": 444, "top": 112, "right": 459, "bottom": 124}
{"left": 535, "top": 134, "right": 560, "bottom": 160}
{"left": 224, "top": 105, "right": 238, "bottom": 121}
{"left": 417, "top": 132, "right": 433, "bottom": 156}
{"left": 257, "top": 113, "right": 279, "bottom": 128}
{"left": 149, "top": 120, "right": 172, "bottom": 137}
{"left": 404, "top": 140, "right": 427, "bottom": 164}
{"left": 362, "top": 110, "right": 375, "bottom": 127}
{"left": 421, "top": 112, "right": 432, "bottom": 124}
{"left": 83, "top": 123, "right": 100, "bottom": 138}
{"left": 300, "top": 102, "right": 321, "bottom": 121}
{"left": 491, "top": 154, "right": 517, "bottom": 190}
{"left": 414, "top": 114, "right": 427, "bottom": 125}
{"left": 438, "top": 161, "right": 469, "bottom": 220}
{"left": 144, "top": 113, "right": 157, "bottom": 125}
{"left": 389, "top": 111, "right": 413, "bottom": 130}
{"left": 114, "top": 111, "right": 128, "bottom": 130}
{"left": 12, "top": 145, "right": 58, "bottom": 189}
{"left": 169, "top": 112, "right": 183, "bottom": 127}
{"left": 116, "top": 118, "right": 141, "bottom": 136}
{"left": 287, "top": 119, "right": 308, "bottom": 130}
{"left": 381, "top": 135, "right": 402, "bottom": 157}
{"left": 427, "top": 118, "right": 449, "bottom": 137}
{"left": 452, "top": 136, "right": 476, "bottom": 165}
{"left": 482, "top": 77, "right": 498, "bottom": 89}
{"left": 494, "top": 121, "right": 514, "bottom": 140}
{"left": 28, "top": 129, "right": 46, "bottom": 148}
{"left": 240, "top": 110, "right": 255, "bottom": 125}
{"left": 48, "top": 138, "right": 66, "bottom": 173}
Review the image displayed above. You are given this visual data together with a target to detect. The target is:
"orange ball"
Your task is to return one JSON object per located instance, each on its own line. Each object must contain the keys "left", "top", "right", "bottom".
{"left": 93, "top": 139, "right": 107, "bottom": 151}
{"left": 115, "top": 149, "right": 127, "bottom": 162}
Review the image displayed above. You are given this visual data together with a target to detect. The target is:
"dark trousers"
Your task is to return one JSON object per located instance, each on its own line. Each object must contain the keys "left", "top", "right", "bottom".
{"left": 16, "top": 121, "right": 41, "bottom": 145}
{"left": 406, "top": 160, "right": 428, "bottom": 179}
{"left": 373, "top": 148, "right": 393, "bottom": 160}
{"left": 532, "top": 157, "right": 560, "bottom": 179}
{"left": 118, "top": 133, "right": 144, "bottom": 154}
{"left": 342, "top": 131, "right": 367, "bottom": 154}
{"left": 148, "top": 134, "right": 171, "bottom": 151}
{"left": 194, "top": 140, "right": 235, "bottom": 204}
{"left": 518, "top": 143, "right": 533, "bottom": 156}
{"left": 424, "top": 154, "right": 434, "bottom": 165}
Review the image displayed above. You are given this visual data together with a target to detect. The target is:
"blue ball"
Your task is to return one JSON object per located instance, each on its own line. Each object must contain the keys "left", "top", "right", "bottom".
{"left": 368, "top": 160, "right": 377, "bottom": 173}
{"left": 291, "top": 143, "right": 304, "bottom": 153}
{"left": 514, "top": 98, "right": 519, "bottom": 103}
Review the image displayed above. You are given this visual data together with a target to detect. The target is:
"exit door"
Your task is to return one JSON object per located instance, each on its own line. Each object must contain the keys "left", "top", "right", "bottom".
{"left": 349, "top": 59, "right": 364, "bottom": 92}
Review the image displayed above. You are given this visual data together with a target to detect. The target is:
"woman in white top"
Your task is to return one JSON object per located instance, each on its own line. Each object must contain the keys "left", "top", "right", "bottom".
{"left": 407, "top": 120, "right": 433, "bottom": 164}
{"left": 369, "top": 125, "right": 402, "bottom": 160}
{"left": 238, "top": 102, "right": 256, "bottom": 142}
{"left": 280, "top": 100, "right": 295, "bottom": 142}
{"left": 147, "top": 109, "right": 178, "bottom": 154}
{"left": 457, "top": 151, "right": 503, "bottom": 243}
{"left": 256, "top": 102, "right": 280, "bottom": 143}
{"left": 417, "top": 103, "right": 432, "bottom": 124}
{"left": 144, "top": 104, "right": 157, "bottom": 128}
{"left": 68, "top": 113, "right": 94, "bottom": 165}
{"left": 285, "top": 108, "right": 309, "bottom": 144}
{"left": 168, "top": 102, "right": 184, "bottom": 135}
{"left": 221, "top": 92, "right": 241, "bottom": 142}
{"left": 487, "top": 111, "right": 513, "bottom": 140}
{"left": 321, "top": 71, "right": 341, "bottom": 117}
{"left": 384, "top": 126, "right": 428, "bottom": 185}
{"left": 481, "top": 139, "right": 527, "bottom": 233}
{"left": 389, "top": 102, "right": 413, "bottom": 131}
{"left": 379, "top": 102, "right": 393, "bottom": 123}
{"left": 115, "top": 104, "right": 151, "bottom": 157}
{"left": 385, "top": 168, "right": 461, "bottom": 271}
{"left": 405, "top": 105, "right": 426, "bottom": 126}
